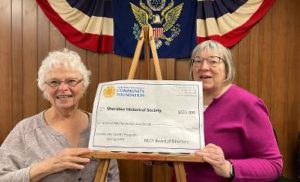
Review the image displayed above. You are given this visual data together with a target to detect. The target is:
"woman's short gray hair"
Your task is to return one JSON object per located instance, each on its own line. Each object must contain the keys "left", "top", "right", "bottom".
{"left": 37, "top": 48, "right": 91, "bottom": 95}
{"left": 190, "top": 40, "right": 235, "bottom": 84}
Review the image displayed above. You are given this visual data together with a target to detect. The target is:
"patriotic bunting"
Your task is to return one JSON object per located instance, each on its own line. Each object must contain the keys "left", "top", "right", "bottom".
{"left": 196, "top": 0, "right": 275, "bottom": 47}
{"left": 36, "top": 0, "right": 114, "bottom": 52}
{"left": 36, "top": 0, "right": 275, "bottom": 58}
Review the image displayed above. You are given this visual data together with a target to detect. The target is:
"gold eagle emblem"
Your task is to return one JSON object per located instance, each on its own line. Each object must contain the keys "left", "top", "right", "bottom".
{"left": 130, "top": 0, "right": 183, "bottom": 42}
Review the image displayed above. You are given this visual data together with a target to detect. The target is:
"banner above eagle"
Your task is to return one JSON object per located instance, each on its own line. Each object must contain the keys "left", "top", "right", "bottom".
{"left": 36, "top": 0, "right": 275, "bottom": 58}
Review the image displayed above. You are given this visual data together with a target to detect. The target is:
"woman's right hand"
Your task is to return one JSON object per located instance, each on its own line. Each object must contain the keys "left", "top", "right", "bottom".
{"left": 195, "top": 143, "right": 231, "bottom": 178}
{"left": 29, "top": 148, "right": 92, "bottom": 182}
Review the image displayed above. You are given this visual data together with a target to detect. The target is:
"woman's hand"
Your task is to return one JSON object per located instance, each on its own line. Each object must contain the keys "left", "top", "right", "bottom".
{"left": 29, "top": 148, "right": 92, "bottom": 182}
{"left": 195, "top": 143, "right": 231, "bottom": 178}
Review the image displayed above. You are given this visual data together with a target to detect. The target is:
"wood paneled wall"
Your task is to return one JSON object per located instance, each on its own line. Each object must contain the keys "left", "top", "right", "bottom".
{"left": 0, "top": 0, "right": 299, "bottom": 181}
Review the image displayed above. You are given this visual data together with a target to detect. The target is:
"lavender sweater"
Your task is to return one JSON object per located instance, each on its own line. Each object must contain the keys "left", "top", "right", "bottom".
{"left": 184, "top": 84, "right": 283, "bottom": 182}
{"left": 0, "top": 112, "right": 120, "bottom": 182}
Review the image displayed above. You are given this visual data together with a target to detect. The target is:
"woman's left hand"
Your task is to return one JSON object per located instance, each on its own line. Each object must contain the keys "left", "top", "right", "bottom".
{"left": 195, "top": 143, "right": 231, "bottom": 178}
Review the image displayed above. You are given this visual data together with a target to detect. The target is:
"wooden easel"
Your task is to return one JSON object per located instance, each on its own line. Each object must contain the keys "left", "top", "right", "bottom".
{"left": 87, "top": 25, "right": 203, "bottom": 182}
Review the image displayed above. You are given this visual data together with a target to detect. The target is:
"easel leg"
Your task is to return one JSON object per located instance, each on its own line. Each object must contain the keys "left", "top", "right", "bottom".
{"left": 127, "top": 25, "right": 162, "bottom": 80}
{"left": 128, "top": 28, "right": 145, "bottom": 80}
{"left": 94, "top": 159, "right": 110, "bottom": 182}
{"left": 174, "top": 162, "right": 187, "bottom": 182}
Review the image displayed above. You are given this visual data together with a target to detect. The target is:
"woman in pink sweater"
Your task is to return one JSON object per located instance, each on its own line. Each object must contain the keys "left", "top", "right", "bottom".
{"left": 184, "top": 40, "right": 283, "bottom": 181}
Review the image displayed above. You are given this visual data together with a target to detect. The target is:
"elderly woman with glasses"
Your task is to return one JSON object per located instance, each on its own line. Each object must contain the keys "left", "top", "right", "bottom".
{"left": 0, "top": 49, "right": 119, "bottom": 182}
{"left": 183, "top": 40, "right": 283, "bottom": 181}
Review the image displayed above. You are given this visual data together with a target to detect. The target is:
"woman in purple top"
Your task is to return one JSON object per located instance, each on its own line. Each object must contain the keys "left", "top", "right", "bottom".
{"left": 184, "top": 40, "right": 283, "bottom": 181}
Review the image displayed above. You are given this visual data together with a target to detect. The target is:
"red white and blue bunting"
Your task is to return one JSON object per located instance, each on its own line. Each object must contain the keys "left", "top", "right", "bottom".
{"left": 36, "top": 0, "right": 275, "bottom": 58}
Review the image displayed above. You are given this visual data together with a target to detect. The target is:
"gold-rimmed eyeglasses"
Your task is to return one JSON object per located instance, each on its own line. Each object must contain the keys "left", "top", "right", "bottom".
{"left": 191, "top": 56, "right": 224, "bottom": 68}
{"left": 45, "top": 79, "right": 83, "bottom": 88}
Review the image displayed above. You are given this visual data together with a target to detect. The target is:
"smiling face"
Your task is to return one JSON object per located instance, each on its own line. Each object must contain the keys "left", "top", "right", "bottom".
{"left": 43, "top": 65, "right": 84, "bottom": 112}
{"left": 192, "top": 49, "right": 227, "bottom": 95}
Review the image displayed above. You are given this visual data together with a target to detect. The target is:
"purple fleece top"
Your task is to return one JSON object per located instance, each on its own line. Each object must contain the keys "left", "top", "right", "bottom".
{"left": 184, "top": 84, "right": 283, "bottom": 182}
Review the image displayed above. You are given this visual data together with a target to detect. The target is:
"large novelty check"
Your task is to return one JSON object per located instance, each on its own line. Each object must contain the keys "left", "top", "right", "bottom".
{"left": 89, "top": 80, "right": 205, "bottom": 153}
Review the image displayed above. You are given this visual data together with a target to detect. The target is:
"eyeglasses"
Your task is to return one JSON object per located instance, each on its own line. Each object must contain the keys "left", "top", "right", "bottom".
{"left": 45, "top": 79, "right": 83, "bottom": 88}
{"left": 191, "top": 56, "right": 224, "bottom": 68}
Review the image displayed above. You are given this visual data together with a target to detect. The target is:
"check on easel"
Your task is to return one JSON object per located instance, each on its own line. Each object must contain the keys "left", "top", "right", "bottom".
{"left": 89, "top": 80, "right": 205, "bottom": 154}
